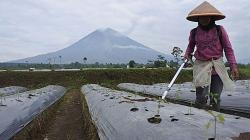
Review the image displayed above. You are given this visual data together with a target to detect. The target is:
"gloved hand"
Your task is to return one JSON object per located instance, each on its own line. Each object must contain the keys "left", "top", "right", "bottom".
{"left": 231, "top": 66, "right": 239, "bottom": 81}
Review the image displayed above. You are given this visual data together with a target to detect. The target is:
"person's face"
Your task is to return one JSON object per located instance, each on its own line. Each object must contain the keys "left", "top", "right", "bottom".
{"left": 198, "top": 16, "right": 211, "bottom": 26}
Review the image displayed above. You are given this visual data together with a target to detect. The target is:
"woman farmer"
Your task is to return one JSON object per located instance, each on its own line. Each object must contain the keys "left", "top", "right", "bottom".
{"left": 184, "top": 1, "right": 239, "bottom": 111}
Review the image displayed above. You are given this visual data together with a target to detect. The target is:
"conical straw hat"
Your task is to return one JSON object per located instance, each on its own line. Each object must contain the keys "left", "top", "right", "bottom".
{"left": 187, "top": 1, "right": 225, "bottom": 22}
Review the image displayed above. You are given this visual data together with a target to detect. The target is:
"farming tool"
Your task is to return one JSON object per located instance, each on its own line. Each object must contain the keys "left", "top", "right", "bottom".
{"left": 162, "top": 59, "right": 190, "bottom": 99}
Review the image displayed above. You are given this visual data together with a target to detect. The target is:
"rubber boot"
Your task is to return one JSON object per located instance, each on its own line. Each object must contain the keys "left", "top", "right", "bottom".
{"left": 195, "top": 86, "right": 209, "bottom": 109}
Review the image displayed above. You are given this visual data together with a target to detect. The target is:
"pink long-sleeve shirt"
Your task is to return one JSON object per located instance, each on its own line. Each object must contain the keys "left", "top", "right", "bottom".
{"left": 185, "top": 25, "right": 237, "bottom": 70}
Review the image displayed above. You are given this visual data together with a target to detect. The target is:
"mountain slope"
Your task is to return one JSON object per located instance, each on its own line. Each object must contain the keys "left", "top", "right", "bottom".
{"left": 11, "top": 28, "right": 170, "bottom": 64}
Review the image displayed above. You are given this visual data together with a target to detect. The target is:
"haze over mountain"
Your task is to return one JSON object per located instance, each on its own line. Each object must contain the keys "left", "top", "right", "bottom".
{"left": 10, "top": 28, "right": 170, "bottom": 64}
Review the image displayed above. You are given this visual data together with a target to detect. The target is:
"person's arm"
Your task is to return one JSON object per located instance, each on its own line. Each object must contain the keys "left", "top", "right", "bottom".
{"left": 184, "top": 29, "right": 196, "bottom": 59}
{"left": 220, "top": 26, "right": 239, "bottom": 80}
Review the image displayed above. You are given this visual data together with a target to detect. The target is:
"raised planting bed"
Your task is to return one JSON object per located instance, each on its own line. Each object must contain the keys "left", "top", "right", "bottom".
{"left": 118, "top": 80, "right": 250, "bottom": 115}
{"left": 0, "top": 86, "right": 27, "bottom": 97}
{"left": 0, "top": 85, "right": 66, "bottom": 140}
{"left": 82, "top": 84, "right": 250, "bottom": 140}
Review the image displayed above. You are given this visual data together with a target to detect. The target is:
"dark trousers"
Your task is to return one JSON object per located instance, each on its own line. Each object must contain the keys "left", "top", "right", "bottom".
{"left": 195, "top": 75, "right": 223, "bottom": 111}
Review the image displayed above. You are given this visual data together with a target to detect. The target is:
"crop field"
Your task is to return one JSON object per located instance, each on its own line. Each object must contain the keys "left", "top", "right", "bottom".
{"left": 0, "top": 68, "right": 250, "bottom": 140}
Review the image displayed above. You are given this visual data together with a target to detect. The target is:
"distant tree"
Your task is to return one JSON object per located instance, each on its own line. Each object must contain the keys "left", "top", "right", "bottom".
{"left": 169, "top": 60, "right": 179, "bottom": 68}
{"left": 95, "top": 62, "right": 99, "bottom": 67}
{"left": 83, "top": 57, "right": 87, "bottom": 64}
{"left": 171, "top": 46, "right": 183, "bottom": 64}
{"left": 129, "top": 60, "right": 136, "bottom": 68}
{"left": 153, "top": 55, "right": 167, "bottom": 68}
{"left": 157, "top": 55, "right": 165, "bottom": 61}
{"left": 59, "top": 56, "right": 62, "bottom": 64}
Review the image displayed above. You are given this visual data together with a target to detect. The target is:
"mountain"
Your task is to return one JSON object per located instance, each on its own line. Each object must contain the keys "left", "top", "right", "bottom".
{"left": 10, "top": 28, "right": 170, "bottom": 64}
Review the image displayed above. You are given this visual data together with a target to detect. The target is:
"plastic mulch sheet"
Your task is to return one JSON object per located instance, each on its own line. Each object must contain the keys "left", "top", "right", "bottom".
{"left": 0, "top": 86, "right": 27, "bottom": 96}
{"left": 118, "top": 80, "right": 250, "bottom": 114}
{"left": 0, "top": 85, "right": 66, "bottom": 140}
{"left": 82, "top": 84, "right": 250, "bottom": 140}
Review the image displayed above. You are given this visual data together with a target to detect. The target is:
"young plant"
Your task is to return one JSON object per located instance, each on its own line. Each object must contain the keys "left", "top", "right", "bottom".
{"left": 16, "top": 91, "right": 23, "bottom": 102}
{"left": 130, "top": 92, "right": 138, "bottom": 112}
{"left": 185, "top": 101, "right": 194, "bottom": 115}
{"left": 173, "top": 89, "right": 181, "bottom": 103}
{"left": 0, "top": 93, "right": 7, "bottom": 106}
{"left": 246, "top": 81, "right": 250, "bottom": 89}
{"left": 209, "top": 92, "right": 219, "bottom": 105}
{"left": 205, "top": 110, "right": 225, "bottom": 139}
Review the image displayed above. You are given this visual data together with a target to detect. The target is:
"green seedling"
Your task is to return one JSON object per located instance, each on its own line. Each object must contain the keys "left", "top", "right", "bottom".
{"left": 246, "top": 81, "right": 249, "bottom": 89}
{"left": 185, "top": 101, "right": 194, "bottom": 115}
{"left": 16, "top": 91, "right": 23, "bottom": 102}
{"left": 130, "top": 92, "right": 138, "bottom": 112}
{"left": 173, "top": 89, "right": 181, "bottom": 102}
{"left": 0, "top": 93, "right": 7, "bottom": 106}
{"left": 209, "top": 92, "right": 218, "bottom": 105}
{"left": 205, "top": 110, "right": 225, "bottom": 139}
{"left": 147, "top": 98, "right": 162, "bottom": 124}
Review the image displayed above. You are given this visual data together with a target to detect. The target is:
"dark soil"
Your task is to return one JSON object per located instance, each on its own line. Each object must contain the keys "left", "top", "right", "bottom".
{"left": 44, "top": 89, "right": 86, "bottom": 140}
{"left": 184, "top": 113, "right": 194, "bottom": 115}
{"left": 232, "top": 132, "right": 250, "bottom": 140}
{"left": 130, "top": 107, "right": 139, "bottom": 112}
{"left": 171, "top": 118, "right": 179, "bottom": 122}
{"left": 147, "top": 115, "right": 162, "bottom": 124}
{"left": 123, "top": 97, "right": 154, "bottom": 102}
{"left": 12, "top": 89, "right": 99, "bottom": 140}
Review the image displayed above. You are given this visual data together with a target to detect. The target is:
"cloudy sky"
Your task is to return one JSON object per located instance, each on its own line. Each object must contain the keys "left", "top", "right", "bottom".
{"left": 0, "top": 0, "right": 249, "bottom": 62}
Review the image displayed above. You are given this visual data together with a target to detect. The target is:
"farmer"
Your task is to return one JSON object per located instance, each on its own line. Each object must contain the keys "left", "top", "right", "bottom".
{"left": 184, "top": 1, "right": 239, "bottom": 111}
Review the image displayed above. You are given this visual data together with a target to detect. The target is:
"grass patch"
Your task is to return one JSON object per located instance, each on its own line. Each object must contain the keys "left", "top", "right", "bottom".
{"left": 0, "top": 69, "right": 193, "bottom": 89}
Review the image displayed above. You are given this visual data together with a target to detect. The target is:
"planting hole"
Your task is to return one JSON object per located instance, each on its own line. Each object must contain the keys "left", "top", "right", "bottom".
{"left": 130, "top": 107, "right": 139, "bottom": 112}
{"left": 169, "top": 115, "right": 174, "bottom": 118}
{"left": 154, "top": 114, "right": 160, "bottom": 117}
{"left": 109, "top": 96, "right": 115, "bottom": 99}
{"left": 235, "top": 117, "right": 240, "bottom": 119}
{"left": 145, "top": 109, "right": 149, "bottom": 111}
{"left": 208, "top": 138, "right": 215, "bottom": 140}
{"left": 184, "top": 113, "right": 194, "bottom": 116}
{"left": 171, "top": 118, "right": 179, "bottom": 122}
{"left": 16, "top": 99, "right": 23, "bottom": 102}
{"left": 190, "top": 89, "right": 196, "bottom": 92}
{"left": 147, "top": 116, "right": 162, "bottom": 124}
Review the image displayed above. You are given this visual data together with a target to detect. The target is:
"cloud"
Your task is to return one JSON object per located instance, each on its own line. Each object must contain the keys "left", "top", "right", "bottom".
{"left": 0, "top": 0, "right": 249, "bottom": 62}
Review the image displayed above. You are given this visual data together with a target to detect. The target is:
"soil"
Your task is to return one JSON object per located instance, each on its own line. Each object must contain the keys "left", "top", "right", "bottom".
{"left": 184, "top": 113, "right": 194, "bottom": 115}
{"left": 147, "top": 115, "right": 162, "bottom": 124}
{"left": 12, "top": 89, "right": 99, "bottom": 140}
{"left": 232, "top": 132, "right": 250, "bottom": 140}
{"left": 123, "top": 97, "right": 154, "bottom": 102}
{"left": 171, "top": 118, "right": 179, "bottom": 122}
{"left": 118, "top": 100, "right": 134, "bottom": 104}
{"left": 44, "top": 89, "right": 86, "bottom": 140}
{"left": 130, "top": 107, "right": 139, "bottom": 112}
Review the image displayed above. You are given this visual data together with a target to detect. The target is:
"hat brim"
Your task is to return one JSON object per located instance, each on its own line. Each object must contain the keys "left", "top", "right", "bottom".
{"left": 187, "top": 13, "right": 225, "bottom": 22}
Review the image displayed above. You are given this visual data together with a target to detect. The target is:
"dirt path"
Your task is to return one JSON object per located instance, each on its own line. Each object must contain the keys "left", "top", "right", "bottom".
{"left": 43, "top": 89, "right": 91, "bottom": 140}
{"left": 12, "top": 88, "right": 98, "bottom": 140}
